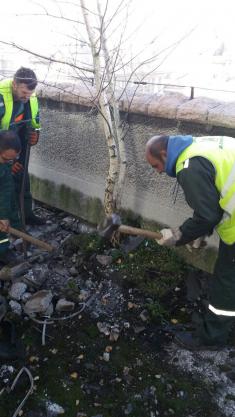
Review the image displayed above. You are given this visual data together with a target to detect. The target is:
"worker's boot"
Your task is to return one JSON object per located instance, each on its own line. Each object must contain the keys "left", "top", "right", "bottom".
{"left": 25, "top": 213, "right": 46, "bottom": 226}
{"left": 174, "top": 331, "right": 223, "bottom": 351}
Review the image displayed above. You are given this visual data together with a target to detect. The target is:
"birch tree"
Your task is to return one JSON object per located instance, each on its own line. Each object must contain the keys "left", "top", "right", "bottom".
{"left": 0, "top": 0, "right": 194, "bottom": 215}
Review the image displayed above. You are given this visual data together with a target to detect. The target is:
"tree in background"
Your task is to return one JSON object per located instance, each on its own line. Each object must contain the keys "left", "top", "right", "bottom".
{"left": 0, "top": 0, "right": 193, "bottom": 215}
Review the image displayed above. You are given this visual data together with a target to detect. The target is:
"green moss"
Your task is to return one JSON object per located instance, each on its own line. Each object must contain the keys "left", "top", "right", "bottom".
{"left": 63, "top": 232, "right": 107, "bottom": 255}
{"left": 114, "top": 240, "right": 187, "bottom": 298}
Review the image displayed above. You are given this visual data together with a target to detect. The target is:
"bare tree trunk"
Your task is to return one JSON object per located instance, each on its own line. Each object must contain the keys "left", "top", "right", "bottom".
{"left": 80, "top": 0, "right": 118, "bottom": 215}
{"left": 97, "top": 0, "right": 127, "bottom": 212}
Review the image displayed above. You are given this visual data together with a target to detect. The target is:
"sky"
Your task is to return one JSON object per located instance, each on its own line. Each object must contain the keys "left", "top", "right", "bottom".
{"left": 1, "top": 0, "right": 235, "bottom": 100}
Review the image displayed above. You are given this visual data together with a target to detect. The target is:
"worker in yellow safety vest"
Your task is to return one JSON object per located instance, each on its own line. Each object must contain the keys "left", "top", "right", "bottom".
{"left": 0, "top": 67, "right": 45, "bottom": 227}
{"left": 146, "top": 134, "right": 235, "bottom": 349}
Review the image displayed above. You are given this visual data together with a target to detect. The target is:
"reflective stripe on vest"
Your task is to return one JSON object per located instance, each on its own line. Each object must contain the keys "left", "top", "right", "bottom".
{"left": 209, "top": 304, "right": 235, "bottom": 317}
{"left": 175, "top": 136, "right": 235, "bottom": 244}
{"left": 0, "top": 79, "right": 40, "bottom": 130}
{"left": 0, "top": 238, "right": 9, "bottom": 244}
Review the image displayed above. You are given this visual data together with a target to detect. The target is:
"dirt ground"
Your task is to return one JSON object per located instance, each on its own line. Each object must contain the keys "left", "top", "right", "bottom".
{"left": 0, "top": 204, "right": 231, "bottom": 417}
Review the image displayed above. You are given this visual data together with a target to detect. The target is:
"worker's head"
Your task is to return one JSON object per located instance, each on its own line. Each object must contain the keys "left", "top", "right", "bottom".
{"left": 12, "top": 67, "right": 37, "bottom": 103}
{"left": 145, "top": 135, "right": 169, "bottom": 174}
{"left": 0, "top": 131, "right": 21, "bottom": 164}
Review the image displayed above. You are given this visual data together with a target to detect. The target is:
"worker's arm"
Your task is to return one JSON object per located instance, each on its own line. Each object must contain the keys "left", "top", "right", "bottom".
{"left": 176, "top": 156, "right": 223, "bottom": 245}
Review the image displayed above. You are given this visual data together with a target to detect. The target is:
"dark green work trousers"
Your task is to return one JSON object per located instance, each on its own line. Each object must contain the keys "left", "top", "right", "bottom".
{"left": 197, "top": 240, "right": 235, "bottom": 345}
{"left": 0, "top": 178, "right": 21, "bottom": 254}
{"left": 13, "top": 131, "right": 33, "bottom": 220}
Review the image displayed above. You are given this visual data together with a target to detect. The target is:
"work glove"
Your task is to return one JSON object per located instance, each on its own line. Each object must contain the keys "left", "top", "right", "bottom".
{"left": 29, "top": 130, "right": 40, "bottom": 146}
{"left": 0, "top": 219, "right": 9, "bottom": 232}
{"left": 186, "top": 236, "right": 207, "bottom": 252}
{"left": 11, "top": 161, "right": 24, "bottom": 174}
{"left": 156, "top": 228, "right": 182, "bottom": 247}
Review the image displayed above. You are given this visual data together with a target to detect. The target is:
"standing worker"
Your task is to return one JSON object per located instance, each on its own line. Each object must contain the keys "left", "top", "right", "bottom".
{"left": 146, "top": 134, "right": 235, "bottom": 349}
{"left": 0, "top": 67, "right": 45, "bottom": 225}
{"left": 0, "top": 130, "right": 22, "bottom": 264}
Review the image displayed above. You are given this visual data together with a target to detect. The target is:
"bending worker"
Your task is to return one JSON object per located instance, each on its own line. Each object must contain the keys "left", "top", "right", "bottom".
{"left": 146, "top": 134, "right": 235, "bottom": 349}
{"left": 0, "top": 130, "right": 22, "bottom": 264}
{"left": 0, "top": 67, "right": 45, "bottom": 226}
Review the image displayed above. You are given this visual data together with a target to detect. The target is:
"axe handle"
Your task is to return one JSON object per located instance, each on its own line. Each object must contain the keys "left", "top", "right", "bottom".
{"left": 8, "top": 226, "right": 54, "bottom": 252}
{"left": 119, "top": 225, "right": 162, "bottom": 240}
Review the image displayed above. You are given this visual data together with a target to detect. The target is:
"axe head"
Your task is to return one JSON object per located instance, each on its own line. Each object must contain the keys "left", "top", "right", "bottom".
{"left": 98, "top": 214, "right": 121, "bottom": 239}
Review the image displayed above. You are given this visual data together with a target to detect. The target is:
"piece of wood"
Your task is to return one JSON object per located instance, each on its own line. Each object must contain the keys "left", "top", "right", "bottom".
{"left": 119, "top": 225, "right": 162, "bottom": 240}
{"left": 8, "top": 227, "right": 54, "bottom": 253}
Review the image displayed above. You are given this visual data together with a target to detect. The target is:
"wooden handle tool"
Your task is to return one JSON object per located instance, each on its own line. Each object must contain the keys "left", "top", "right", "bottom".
{"left": 9, "top": 226, "right": 54, "bottom": 252}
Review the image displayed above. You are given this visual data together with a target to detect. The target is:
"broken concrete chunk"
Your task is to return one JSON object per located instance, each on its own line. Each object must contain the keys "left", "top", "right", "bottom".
{"left": 79, "top": 290, "right": 89, "bottom": 301}
{"left": 97, "top": 321, "right": 110, "bottom": 336}
{"left": 23, "top": 266, "right": 49, "bottom": 288}
{"left": 44, "top": 302, "right": 54, "bottom": 317}
{"left": 21, "top": 292, "right": 33, "bottom": 303}
{"left": 96, "top": 255, "right": 113, "bottom": 266}
{"left": 9, "top": 282, "right": 27, "bottom": 301}
{"left": 103, "top": 352, "right": 110, "bottom": 362}
{"left": 0, "top": 262, "right": 31, "bottom": 281}
{"left": 24, "top": 290, "right": 53, "bottom": 315}
{"left": 46, "top": 401, "right": 65, "bottom": 415}
{"left": 109, "top": 326, "right": 120, "bottom": 342}
{"left": 139, "top": 309, "right": 150, "bottom": 322}
{"left": 55, "top": 298, "right": 75, "bottom": 312}
{"left": 9, "top": 300, "right": 22, "bottom": 316}
{"left": 69, "top": 266, "right": 78, "bottom": 277}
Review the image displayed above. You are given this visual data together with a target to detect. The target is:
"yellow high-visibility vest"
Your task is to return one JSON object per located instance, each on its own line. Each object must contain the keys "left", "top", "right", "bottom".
{"left": 0, "top": 79, "right": 40, "bottom": 130}
{"left": 176, "top": 136, "right": 235, "bottom": 244}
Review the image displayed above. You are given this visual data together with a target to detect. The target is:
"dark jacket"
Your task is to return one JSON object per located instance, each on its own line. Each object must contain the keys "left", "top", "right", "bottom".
{"left": 176, "top": 156, "right": 223, "bottom": 245}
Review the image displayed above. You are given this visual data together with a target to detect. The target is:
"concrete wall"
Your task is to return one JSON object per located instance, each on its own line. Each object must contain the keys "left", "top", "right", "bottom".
{"left": 29, "top": 86, "right": 235, "bottom": 272}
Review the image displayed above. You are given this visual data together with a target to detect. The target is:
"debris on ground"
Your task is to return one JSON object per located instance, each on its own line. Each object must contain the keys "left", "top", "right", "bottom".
{"left": 0, "top": 203, "right": 230, "bottom": 417}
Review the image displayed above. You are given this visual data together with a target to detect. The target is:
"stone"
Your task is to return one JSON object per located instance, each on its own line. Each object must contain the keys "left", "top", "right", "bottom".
{"left": 9, "top": 300, "right": 22, "bottom": 316}
{"left": 24, "top": 266, "right": 49, "bottom": 288}
{"left": 139, "top": 310, "right": 149, "bottom": 322}
{"left": 56, "top": 298, "right": 75, "bottom": 312}
{"left": 21, "top": 292, "right": 33, "bottom": 303}
{"left": 97, "top": 322, "right": 110, "bottom": 336}
{"left": 124, "top": 403, "right": 133, "bottom": 415}
{"left": 79, "top": 290, "right": 89, "bottom": 301}
{"left": 103, "top": 352, "right": 110, "bottom": 362}
{"left": 46, "top": 401, "right": 65, "bottom": 415}
{"left": 133, "top": 326, "right": 146, "bottom": 334}
{"left": 24, "top": 290, "right": 53, "bottom": 315}
{"left": 9, "top": 282, "right": 27, "bottom": 301}
{"left": 109, "top": 326, "right": 120, "bottom": 342}
{"left": 69, "top": 266, "right": 78, "bottom": 277}
{"left": 96, "top": 255, "right": 112, "bottom": 266}
{"left": 44, "top": 303, "right": 54, "bottom": 317}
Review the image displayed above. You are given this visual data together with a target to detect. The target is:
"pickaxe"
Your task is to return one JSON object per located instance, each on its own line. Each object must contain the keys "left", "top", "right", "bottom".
{"left": 99, "top": 214, "right": 163, "bottom": 241}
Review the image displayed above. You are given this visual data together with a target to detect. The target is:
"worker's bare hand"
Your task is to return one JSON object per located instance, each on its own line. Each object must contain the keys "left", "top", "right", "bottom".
{"left": 0, "top": 219, "right": 9, "bottom": 233}
{"left": 155, "top": 228, "right": 182, "bottom": 247}
{"left": 29, "top": 130, "right": 39, "bottom": 146}
{"left": 11, "top": 162, "right": 24, "bottom": 174}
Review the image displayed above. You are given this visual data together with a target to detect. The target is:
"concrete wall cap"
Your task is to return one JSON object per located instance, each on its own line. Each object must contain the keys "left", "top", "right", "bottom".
{"left": 37, "top": 83, "right": 235, "bottom": 128}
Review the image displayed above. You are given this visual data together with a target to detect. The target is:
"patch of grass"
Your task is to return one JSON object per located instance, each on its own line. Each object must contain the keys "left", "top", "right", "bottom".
{"left": 114, "top": 239, "right": 188, "bottom": 298}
